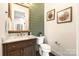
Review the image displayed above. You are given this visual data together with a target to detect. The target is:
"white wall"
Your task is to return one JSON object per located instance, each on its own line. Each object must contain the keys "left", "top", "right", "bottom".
{"left": 0, "top": 3, "right": 8, "bottom": 56}
{"left": 44, "top": 3, "right": 77, "bottom": 56}
{"left": 76, "top": 4, "right": 79, "bottom": 56}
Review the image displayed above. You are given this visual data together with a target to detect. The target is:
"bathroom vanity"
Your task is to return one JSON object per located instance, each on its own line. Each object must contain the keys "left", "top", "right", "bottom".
{"left": 2, "top": 3, "right": 37, "bottom": 56}
{"left": 2, "top": 36, "right": 37, "bottom": 56}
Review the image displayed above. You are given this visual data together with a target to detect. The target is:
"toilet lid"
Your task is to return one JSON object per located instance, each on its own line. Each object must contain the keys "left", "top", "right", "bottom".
{"left": 40, "top": 44, "right": 51, "bottom": 50}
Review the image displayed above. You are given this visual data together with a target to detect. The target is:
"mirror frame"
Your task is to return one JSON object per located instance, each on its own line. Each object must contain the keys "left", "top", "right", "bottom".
{"left": 8, "top": 3, "right": 30, "bottom": 33}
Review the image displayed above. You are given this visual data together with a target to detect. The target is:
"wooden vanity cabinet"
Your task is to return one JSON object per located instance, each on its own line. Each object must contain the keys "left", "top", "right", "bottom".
{"left": 3, "top": 38, "right": 37, "bottom": 56}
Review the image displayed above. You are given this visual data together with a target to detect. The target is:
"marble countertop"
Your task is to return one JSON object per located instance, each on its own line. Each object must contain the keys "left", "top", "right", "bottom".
{"left": 3, "top": 35, "right": 37, "bottom": 44}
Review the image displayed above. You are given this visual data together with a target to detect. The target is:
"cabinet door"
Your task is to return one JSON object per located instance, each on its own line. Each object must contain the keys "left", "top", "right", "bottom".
{"left": 7, "top": 49, "right": 21, "bottom": 56}
{"left": 22, "top": 46, "right": 36, "bottom": 56}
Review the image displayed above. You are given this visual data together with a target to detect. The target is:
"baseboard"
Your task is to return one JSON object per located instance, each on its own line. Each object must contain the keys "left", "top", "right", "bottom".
{"left": 51, "top": 49, "right": 63, "bottom": 56}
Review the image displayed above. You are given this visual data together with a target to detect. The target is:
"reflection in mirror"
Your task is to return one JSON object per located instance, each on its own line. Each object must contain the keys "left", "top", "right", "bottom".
{"left": 14, "top": 10, "right": 25, "bottom": 19}
{"left": 16, "top": 24, "right": 23, "bottom": 31}
{"left": 13, "top": 10, "right": 25, "bottom": 31}
{"left": 8, "top": 3, "right": 30, "bottom": 33}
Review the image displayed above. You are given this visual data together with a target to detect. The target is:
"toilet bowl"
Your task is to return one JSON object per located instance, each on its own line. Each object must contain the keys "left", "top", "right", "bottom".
{"left": 40, "top": 44, "right": 51, "bottom": 56}
{"left": 37, "top": 36, "right": 51, "bottom": 56}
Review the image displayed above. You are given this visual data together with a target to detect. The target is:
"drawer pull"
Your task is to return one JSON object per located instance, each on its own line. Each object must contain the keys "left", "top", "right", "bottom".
{"left": 12, "top": 46, "right": 16, "bottom": 48}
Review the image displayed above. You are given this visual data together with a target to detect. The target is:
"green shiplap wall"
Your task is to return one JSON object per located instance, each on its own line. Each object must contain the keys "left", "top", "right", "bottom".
{"left": 29, "top": 3, "right": 44, "bottom": 36}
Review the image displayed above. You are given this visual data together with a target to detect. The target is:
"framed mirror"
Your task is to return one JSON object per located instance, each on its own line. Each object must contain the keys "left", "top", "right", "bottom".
{"left": 8, "top": 3, "right": 30, "bottom": 33}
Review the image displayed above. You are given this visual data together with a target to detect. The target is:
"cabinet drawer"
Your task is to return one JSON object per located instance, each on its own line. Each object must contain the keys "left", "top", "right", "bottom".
{"left": 4, "top": 39, "right": 37, "bottom": 52}
{"left": 6, "top": 42, "right": 22, "bottom": 51}
{"left": 22, "top": 39, "right": 36, "bottom": 47}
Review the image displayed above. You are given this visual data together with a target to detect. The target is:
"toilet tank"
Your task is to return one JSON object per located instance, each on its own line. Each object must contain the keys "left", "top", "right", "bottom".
{"left": 37, "top": 36, "right": 45, "bottom": 45}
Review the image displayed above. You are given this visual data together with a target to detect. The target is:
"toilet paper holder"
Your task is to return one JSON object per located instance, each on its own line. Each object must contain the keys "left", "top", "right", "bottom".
{"left": 55, "top": 41, "right": 61, "bottom": 45}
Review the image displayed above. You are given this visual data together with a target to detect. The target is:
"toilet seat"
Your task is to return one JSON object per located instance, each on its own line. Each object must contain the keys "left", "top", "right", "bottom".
{"left": 40, "top": 44, "right": 51, "bottom": 52}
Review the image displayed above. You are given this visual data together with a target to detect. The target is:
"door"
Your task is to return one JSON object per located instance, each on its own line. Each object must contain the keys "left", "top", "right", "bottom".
{"left": 7, "top": 49, "right": 21, "bottom": 56}
{"left": 22, "top": 46, "right": 36, "bottom": 56}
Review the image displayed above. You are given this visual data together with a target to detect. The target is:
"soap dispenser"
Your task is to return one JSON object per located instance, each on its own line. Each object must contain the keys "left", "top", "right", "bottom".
{"left": 28, "top": 32, "right": 32, "bottom": 35}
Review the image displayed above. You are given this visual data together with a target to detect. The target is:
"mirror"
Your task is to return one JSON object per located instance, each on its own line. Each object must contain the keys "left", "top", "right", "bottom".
{"left": 8, "top": 3, "right": 30, "bottom": 33}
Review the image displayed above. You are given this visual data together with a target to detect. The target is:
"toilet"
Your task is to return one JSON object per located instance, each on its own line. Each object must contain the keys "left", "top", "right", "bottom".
{"left": 37, "top": 36, "right": 51, "bottom": 56}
